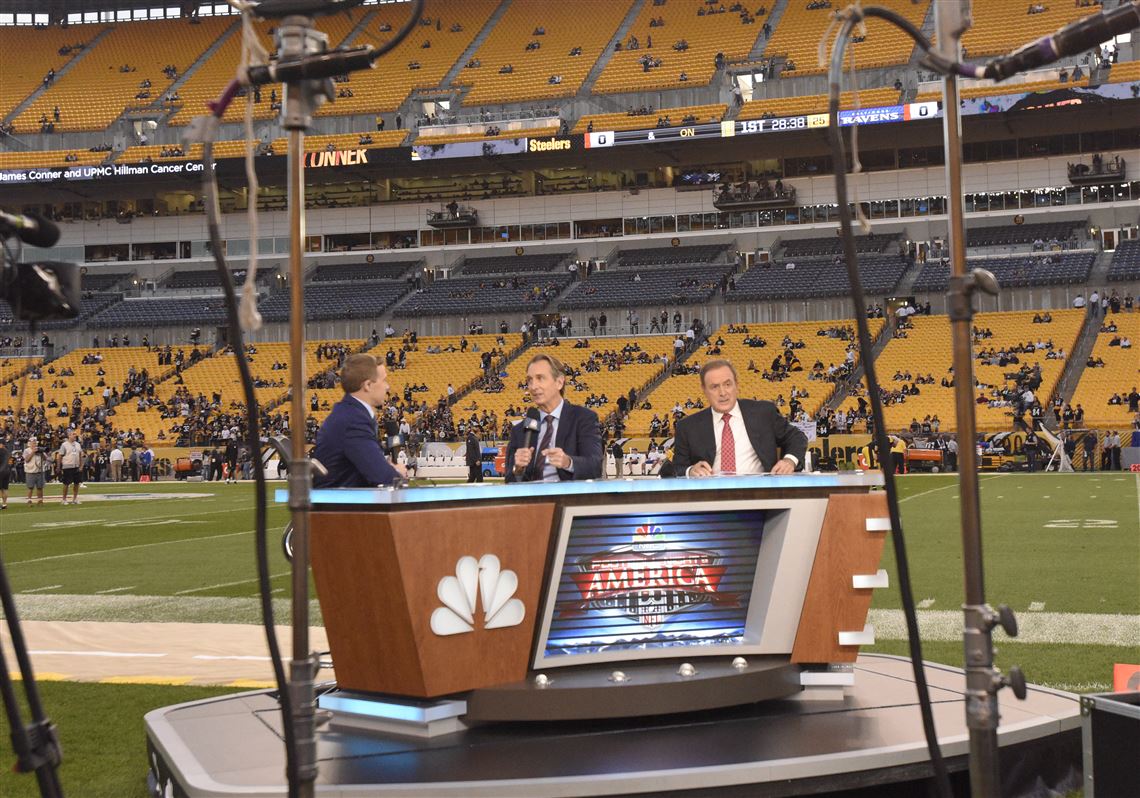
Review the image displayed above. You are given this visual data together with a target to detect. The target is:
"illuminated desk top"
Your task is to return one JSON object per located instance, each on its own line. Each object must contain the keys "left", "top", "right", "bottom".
{"left": 277, "top": 472, "right": 884, "bottom": 507}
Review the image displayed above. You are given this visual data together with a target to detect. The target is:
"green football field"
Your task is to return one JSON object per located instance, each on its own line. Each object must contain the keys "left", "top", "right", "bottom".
{"left": 0, "top": 473, "right": 1136, "bottom": 797}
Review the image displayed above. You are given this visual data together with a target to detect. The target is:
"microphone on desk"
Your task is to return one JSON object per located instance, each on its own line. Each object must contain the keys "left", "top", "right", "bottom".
{"left": 521, "top": 408, "right": 542, "bottom": 479}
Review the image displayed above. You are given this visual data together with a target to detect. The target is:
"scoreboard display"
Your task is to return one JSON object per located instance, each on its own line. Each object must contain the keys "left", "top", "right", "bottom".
{"left": 584, "top": 102, "right": 940, "bottom": 149}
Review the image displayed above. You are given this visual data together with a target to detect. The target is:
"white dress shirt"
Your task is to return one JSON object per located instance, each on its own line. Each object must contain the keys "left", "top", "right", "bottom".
{"left": 711, "top": 403, "right": 764, "bottom": 475}
{"left": 537, "top": 399, "right": 573, "bottom": 481}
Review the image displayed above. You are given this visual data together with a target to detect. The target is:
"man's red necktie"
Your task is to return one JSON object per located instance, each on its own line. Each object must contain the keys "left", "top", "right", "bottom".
{"left": 720, "top": 412, "right": 736, "bottom": 474}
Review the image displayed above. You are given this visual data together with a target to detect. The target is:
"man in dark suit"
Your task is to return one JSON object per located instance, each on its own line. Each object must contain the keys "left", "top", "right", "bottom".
{"left": 506, "top": 354, "right": 602, "bottom": 482}
{"left": 465, "top": 429, "right": 483, "bottom": 483}
{"left": 312, "top": 354, "right": 405, "bottom": 487}
{"left": 669, "top": 358, "right": 807, "bottom": 477}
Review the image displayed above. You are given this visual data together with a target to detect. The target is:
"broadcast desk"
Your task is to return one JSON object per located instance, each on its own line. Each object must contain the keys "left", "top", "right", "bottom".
{"left": 144, "top": 473, "right": 1082, "bottom": 797}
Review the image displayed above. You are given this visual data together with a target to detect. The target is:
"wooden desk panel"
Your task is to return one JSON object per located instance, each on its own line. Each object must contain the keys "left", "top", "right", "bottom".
{"left": 312, "top": 503, "right": 555, "bottom": 697}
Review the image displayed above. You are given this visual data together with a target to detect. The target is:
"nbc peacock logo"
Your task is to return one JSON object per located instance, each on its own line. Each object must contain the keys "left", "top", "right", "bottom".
{"left": 430, "top": 554, "right": 525, "bottom": 636}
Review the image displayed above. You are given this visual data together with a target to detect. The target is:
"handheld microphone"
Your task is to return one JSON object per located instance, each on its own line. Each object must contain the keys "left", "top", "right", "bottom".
{"left": 0, "top": 210, "right": 61, "bottom": 248}
{"left": 521, "top": 408, "right": 542, "bottom": 478}
{"left": 983, "top": 1, "right": 1140, "bottom": 81}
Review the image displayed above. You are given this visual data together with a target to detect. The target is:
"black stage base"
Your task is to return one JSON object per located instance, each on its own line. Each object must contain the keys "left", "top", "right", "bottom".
{"left": 144, "top": 655, "right": 1082, "bottom": 798}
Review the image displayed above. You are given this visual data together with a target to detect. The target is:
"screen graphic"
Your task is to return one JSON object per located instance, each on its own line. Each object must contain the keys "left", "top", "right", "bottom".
{"left": 542, "top": 510, "right": 766, "bottom": 660}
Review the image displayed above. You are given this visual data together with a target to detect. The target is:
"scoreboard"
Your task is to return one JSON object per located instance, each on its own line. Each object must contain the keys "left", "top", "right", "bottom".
{"left": 583, "top": 102, "right": 940, "bottom": 149}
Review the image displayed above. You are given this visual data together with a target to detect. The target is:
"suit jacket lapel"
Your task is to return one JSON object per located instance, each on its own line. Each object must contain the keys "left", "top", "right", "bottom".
{"left": 696, "top": 409, "right": 717, "bottom": 464}
{"left": 554, "top": 404, "right": 571, "bottom": 449}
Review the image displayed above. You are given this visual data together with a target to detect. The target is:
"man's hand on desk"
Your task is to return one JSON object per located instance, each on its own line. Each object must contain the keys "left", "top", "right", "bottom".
{"left": 542, "top": 447, "right": 572, "bottom": 471}
{"left": 513, "top": 446, "right": 534, "bottom": 474}
{"left": 688, "top": 461, "right": 714, "bottom": 478}
{"left": 770, "top": 458, "right": 795, "bottom": 475}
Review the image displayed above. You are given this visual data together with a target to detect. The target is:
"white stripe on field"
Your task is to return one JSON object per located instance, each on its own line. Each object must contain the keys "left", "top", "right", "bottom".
{"left": 175, "top": 571, "right": 290, "bottom": 595}
{"left": 897, "top": 474, "right": 1000, "bottom": 504}
{"left": 22, "top": 585, "right": 62, "bottom": 594}
{"left": 30, "top": 649, "right": 166, "bottom": 658}
{"left": 8, "top": 530, "right": 252, "bottom": 565}
{"left": 95, "top": 586, "right": 137, "bottom": 594}
{"left": 1, "top": 506, "right": 275, "bottom": 536}
{"left": 868, "top": 609, "right": 1140, "bottom": 647}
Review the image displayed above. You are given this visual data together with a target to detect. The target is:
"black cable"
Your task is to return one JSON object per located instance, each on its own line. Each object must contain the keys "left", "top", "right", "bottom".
{"left": 200, "top": 141, "right": 298, "bottom": 798}
{"left": 826, "top": 11, "right": 953, "bottom": 798}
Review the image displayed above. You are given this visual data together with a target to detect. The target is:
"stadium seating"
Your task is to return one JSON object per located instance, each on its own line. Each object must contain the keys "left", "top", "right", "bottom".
{"left": 164, "top": 268, "right": 277, "bottom": 290}
{"left": 16, "top": 16, "right": 234, "bottom": 132}
{"left": 81, "top": 271, "right": 134, "bottom": 291}
{"left": 456, "top": 0, "right": 632, "bottom": 105}
{"left": 1106, "top": 59, "right": 1140, "bottom": 84}
{"left": 729, "top": 255, "right": 908, "bottom": 300}
{"left": 616, "top": 243, "right": 729, "bottom": 267}
{"left": 737, "top": 88, "right": 900, "bottom": 121}
{"left": 0, "top": 22, "right": 109, "bottom": 122}
{"left": 1106, "top": 239, "right": 1140, "bottom": 282}
{"left": 463, "top": 335, "right": 676, "bottom": 428}
{"left": 765, "top": 0, "right": 929, "bottom": 77}
{"left": 0, "top": 358, "right": 41, "bottom": 387}
{"left": 1069, "top": 312, "right": 1139, "bottom": 429}
{"left": 591, "top": 0, "right": 766, "bottom": 94}
{"left": 311, "top": 261, "right": 417, "bottom": 282}
{"left": 1, "top": 292, "right": 125, "bottom": 330}
{"left": 393, "top": 273, "right": 573, "bottom": 317}
{"left": 966, "top": 220, "right": 1080, "bottom": 248}
{"left": 315, "top": 0, "right": 499, "bottom": 116}
{"left": 461, "top": 252, "right": 569, "bottom": 276}
{"left": 959, "top": 2, "right": 1098, "bottom": 58}
{"left": 572, "top": 104, "right": 727, "bottom": 134}
{"left": 258, "top": 280, "right": 409, "bottom": 322}
{"left": 0, "top": 148, "right": 108, "bottom": 168}
{"left": 624, "top": 319, "right": 883, "bottom": 437}
{"left": 0, "top": 346, "right": 206, "bottom": 436}
{"left": 781, "top": 233, "right": 895, "bottom": 258}
{"left": 558, "top": 264, "right": 734, "bottom": 310}
{"left": 361, "top": 333, "right": 512, "bottom": 423}
{"left": 912, "top": 252, "right": 1094, "bottom": 291}
{"left": 156, "top": 341, "right": 291, "bottom": 414}
{"left": 837, "top": 310, "right": 1084, "bottom": 433}
{"left": 88, "top": 297, "right": 232, "bottom": 328}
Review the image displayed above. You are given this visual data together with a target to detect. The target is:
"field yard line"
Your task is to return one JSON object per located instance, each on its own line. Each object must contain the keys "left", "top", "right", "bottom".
{"left": 94, "top": 586, "right": 137, "bottom": 594}
{"left": 898, "top": 473, "right": 1002, "bottom": 504}
{"left": 175, "top": 571, "right": 290, "bottom": 595}
{"left": 7, "top": 530, "right": 252, "bottom": 565}
{"left": 897, "top": 481, "right": 959, "bottom": 504}
{"left": 29, "top": 649, "right": 166, "bottom": 658}
{"left": 0, "top": 505, "right": 276, "bottom": 536}
{"left": 23, "top": 585, "right": 62, "bottom": 593}
{"left": 869, "top": 609, "right": 1140, "bottom": 646}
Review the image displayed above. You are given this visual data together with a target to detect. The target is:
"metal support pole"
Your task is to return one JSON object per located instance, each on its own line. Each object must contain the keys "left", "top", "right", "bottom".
{"left": 275, "top": 14, "right": 331, "bottom": 798}
{"left": 932, "top": 3, "right": 1007, "bottom": 795}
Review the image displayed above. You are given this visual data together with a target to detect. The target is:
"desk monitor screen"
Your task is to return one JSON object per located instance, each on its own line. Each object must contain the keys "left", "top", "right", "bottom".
{"left": 535, "top": 508, "right": 767, "bottom": 666}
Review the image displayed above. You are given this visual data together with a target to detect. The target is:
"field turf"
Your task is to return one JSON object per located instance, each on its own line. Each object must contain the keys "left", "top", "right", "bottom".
{"left": 0, "top": 473, "right": 1136, "bottom": 796}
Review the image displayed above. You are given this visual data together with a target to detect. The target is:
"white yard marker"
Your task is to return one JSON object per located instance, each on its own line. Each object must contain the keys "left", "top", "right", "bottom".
{"left": 30, "top": 649, "right": 166, "bottom": 658}
{"left": 9, "top": 530, "right": 251, "bottom": 565}
{"left": 175, "top": 571, "right": 290, "bottom": 595}
{"left": 22, "top": 585, "right": 62, "bottom": 594}
{"left": 1029, "top": 601, "right": 1046, "bottom": 611}
{"left": 95, "top": 586, "right": 137, "bottom": 594}
{"left": 917, "top": 598, "right": 936, "bottom": 609}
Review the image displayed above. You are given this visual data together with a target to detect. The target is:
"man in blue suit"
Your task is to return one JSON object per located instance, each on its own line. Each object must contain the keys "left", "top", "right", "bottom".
{"left": 312, "top": 354, "right": 405, "bottom": 488}
{"left": 506, "top": 354, "right": 602, "bottom": 482}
